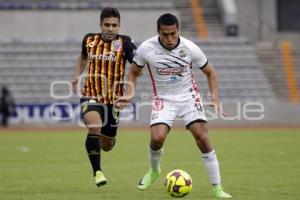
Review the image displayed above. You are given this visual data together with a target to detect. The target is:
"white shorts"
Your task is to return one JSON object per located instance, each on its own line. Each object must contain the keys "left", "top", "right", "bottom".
{"left": 150, "top": 97, "right": 207, "bottom": 129}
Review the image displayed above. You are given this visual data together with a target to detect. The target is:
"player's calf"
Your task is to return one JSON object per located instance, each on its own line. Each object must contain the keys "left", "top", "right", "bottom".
{"left": 101, "top": 138, "right": 116, "bottom": 152}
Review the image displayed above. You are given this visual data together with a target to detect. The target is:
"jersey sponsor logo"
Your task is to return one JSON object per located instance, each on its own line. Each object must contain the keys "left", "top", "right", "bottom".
{"left": 88, "top": 52, "right": 116, "bottom": 62}
{"left": 157, "top": 68, "right": 187, "bottom": 76}
{"left": 166, "top": 76, "right": 182, "bottom": 85}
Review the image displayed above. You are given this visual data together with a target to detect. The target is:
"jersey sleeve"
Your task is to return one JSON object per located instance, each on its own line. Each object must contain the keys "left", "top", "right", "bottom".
{"left": 81, "top": 33, "right": 91, "bottom": 58}
{"left": 133, "top": 43, "right": 147, "bottom": 68}
{"left": 189, "top": 42, "right": 208, "bottom": 69}
{"left": 123, "top": 36, "right": 137, "bottom": 63}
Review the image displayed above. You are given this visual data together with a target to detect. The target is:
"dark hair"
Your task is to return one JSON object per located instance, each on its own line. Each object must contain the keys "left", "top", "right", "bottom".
{"left": 157, "top": 13, "right": 179, "bottom": 32}
{"left": 100, "top": 7, "right": 120, "bottom": 22}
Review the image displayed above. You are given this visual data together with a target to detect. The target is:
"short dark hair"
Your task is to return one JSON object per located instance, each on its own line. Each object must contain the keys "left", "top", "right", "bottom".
{"left": 157, "top": 13, "right": 179, "bottom": 32}
{"left": 100, "top": 7, "right": 120, "bottom": 22}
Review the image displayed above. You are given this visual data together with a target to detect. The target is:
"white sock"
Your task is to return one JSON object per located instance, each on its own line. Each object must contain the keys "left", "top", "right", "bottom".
{"left": 202, "top": 149, "right": 221, "bottom": 185}
{"left": 148, "top": 146, "right": 163, "bottom": 171}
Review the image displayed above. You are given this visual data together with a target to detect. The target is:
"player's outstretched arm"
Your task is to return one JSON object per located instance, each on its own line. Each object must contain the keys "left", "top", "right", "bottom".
{"left": 201, "top": 63, "right": 227, "bottom": 117}
{"left": 72, "top": 54, "right": 87, "bottom": 93}
{"left": 115, "top": 63, "right": 142, "bottom": 109}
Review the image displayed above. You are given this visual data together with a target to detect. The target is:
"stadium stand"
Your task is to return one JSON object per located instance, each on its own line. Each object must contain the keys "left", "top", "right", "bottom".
{"left": 197, "top": 0, "right": 224, "bottom": 37}
{"left": 0, "top": 0, "right": 273, "bottom": 103}
{"left": 0, "top": 39, "right": 78, "bottom": 103}
{"left": 174, "top": 0, "right": 225, "bottom": 39}
{"left": 0, "top": 0, "right": 174, "bottom": 10}
{"left": 0, "top": 37, "right": 274, "bottom": 103}
{"left": 1, "top": 0, "right": 299, "bottom": 126}
{"left": 0, "top": 0, "right": 275, "bottom": 104}
{"left": 258, "top": 41, "right": 300, "bottom": 103}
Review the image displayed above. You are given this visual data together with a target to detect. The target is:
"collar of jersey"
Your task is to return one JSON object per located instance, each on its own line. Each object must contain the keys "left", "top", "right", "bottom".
{"left": 100, "top": 33, "right": 119, "bottom": 42}
{"left": 158, "top": 36, "right": 180, "bottom": 51}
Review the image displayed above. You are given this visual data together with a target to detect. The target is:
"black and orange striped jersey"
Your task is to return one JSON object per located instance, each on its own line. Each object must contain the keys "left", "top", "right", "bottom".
{"left": 81, "top": 33, "right": 136, "bottom": 104}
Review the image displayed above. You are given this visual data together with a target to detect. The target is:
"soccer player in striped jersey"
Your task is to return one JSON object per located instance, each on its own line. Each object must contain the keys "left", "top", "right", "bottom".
{"left": 117, "top": 13, "right": 232, "bottom": 198}
{"left": 72, "top": 7, "right": 136, "bottom": 187}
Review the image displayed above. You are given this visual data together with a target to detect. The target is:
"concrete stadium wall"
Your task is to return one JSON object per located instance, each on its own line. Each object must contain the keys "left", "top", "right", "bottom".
{"left": 234, "top": 0, "right": 275, "bottom": 42}
{"left": 0, "top": 9, "right": 178, "bottom": 42}
{"left": 235, "top": 0, "right": 300, "bottom": 42}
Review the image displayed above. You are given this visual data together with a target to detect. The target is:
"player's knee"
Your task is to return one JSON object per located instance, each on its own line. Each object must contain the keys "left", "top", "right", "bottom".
{"left": 88, "top": 127, "right": 101, "bottom": 135}
{"left": 150, "top": 136, "right": 164, "bottom": 149}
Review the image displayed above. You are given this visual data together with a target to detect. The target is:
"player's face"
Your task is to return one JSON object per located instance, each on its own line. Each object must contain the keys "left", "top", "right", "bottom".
{"left": 100, "top": 17, "right": 120, "bottom": 41}
{"left": 158, "top": 24, "right": 179, "bottom": 50}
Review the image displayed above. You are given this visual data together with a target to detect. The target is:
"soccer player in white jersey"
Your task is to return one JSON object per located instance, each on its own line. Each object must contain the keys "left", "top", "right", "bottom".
{"left": 116, "top": 13, "right": 232, "bottom": 198}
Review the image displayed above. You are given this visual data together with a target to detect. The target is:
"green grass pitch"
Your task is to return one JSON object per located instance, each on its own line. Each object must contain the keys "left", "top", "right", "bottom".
{"left": 0, "top": 128, "right": 300, "bottom": 200}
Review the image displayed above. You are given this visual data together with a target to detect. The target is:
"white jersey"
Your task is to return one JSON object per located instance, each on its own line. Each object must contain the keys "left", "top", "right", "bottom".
{"left": 134, "top": 35, "right": 208, "bottom": 102}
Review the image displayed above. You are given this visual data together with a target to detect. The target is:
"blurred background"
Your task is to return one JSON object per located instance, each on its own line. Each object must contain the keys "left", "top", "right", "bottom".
{"left": 0, "top": 0, "right": 299, "bottom": 128}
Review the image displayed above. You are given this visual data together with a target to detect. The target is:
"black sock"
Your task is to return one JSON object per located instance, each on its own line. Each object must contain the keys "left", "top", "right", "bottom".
{"left": 85, "top": 134, "right": 101, "bottom": 176}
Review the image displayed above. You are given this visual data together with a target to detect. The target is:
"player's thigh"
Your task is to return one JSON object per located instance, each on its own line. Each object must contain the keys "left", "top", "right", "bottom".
{"left": 83, "top": 111, "right": 102, "bottom": 133}
{"left": 81, "top": 98, "right": 104, "bottom": 133}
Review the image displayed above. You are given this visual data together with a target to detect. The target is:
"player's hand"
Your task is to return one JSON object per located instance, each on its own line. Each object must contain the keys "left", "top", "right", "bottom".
{"left": 114, "top": 96, "right": 132, "bottom": 110}
{"left": 209, "top": 98, "right": 227, "bottom": 117}
{"left": 71, "top": 78, "right": 78, "bottom": 93}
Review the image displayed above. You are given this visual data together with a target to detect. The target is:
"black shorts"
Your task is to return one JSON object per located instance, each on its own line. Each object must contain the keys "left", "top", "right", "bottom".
{"left": 80, "top": 98, "right": 120, "bottom": 137}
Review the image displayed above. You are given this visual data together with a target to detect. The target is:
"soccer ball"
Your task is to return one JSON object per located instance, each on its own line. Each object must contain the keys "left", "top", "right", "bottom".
{"left": 164, "top": 169, "right": 192, "bottom": 197}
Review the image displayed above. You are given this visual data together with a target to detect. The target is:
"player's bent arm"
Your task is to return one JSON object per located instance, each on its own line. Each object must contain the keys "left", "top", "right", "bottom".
{"left": 115, "top": 63, "right": 142, "bottom": 109}
{"left": 201, "top": 63, "right": 219, "bottom": 101}
{"left": 72, "top": 54, "right": 87, "bottom": 92}
{"left": 74, "top": 54, "right": 87, "bottom": 79}
{"left": 125, "top": 63, "right": 143, "bottom": 100}
{"left": 201, "top": 63, "right": 227, "bottom": 116}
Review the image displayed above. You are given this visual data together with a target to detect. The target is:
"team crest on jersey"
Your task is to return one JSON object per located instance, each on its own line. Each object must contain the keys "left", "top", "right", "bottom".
{"left": 88, "top": 41, "right": 95, "bottom": 48}
{"left": 113, "top": 40, "right": 121, "bottom": 51}
{"left": 178, "top": 49, "right": 187, "bottom": 57}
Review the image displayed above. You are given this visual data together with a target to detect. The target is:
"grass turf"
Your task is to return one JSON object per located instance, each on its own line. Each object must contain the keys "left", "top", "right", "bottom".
{"left": 0, "top": 128, "right": 299, "bottom": 200}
